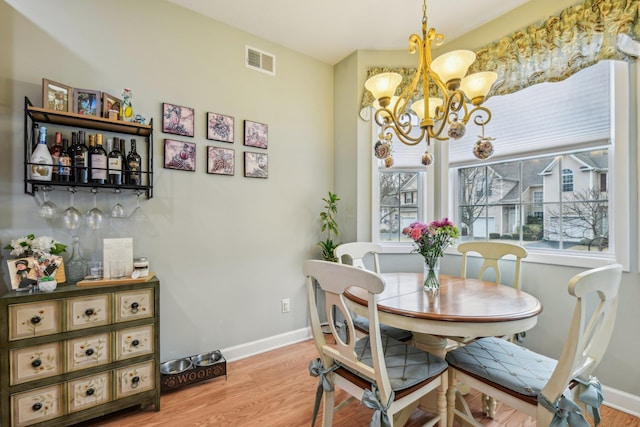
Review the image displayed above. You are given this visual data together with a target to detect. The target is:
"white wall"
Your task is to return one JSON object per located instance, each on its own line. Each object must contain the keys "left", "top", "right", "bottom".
{"left": 0, "top": 0, "right": 333, "bottom": 361}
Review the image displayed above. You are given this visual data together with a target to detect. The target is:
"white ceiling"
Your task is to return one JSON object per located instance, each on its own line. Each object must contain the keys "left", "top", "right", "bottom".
{"left": 166, "top": 0, "right": 530, "bottom": 65}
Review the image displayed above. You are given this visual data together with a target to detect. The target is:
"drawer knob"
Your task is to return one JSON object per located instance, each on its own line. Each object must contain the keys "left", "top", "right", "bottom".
{"left": 85, "top": 308, "right": 94, "bottom": 316}
{"left": 32, "top": 402, "right": 43, "bottom": 411}
{"left": 30, "top": 315, "right": 41, "bottom": 325}
{"left": 131, "top": 302, "right": 139, "bottom": 313}
{"left": 86, "top": 388, "right": 95, "bottom": 396}
{"left": 85, "top": 348, "right": 94, "bottom": 356}
{"left": 131, "top": 376, "right": 140, "bottom": 388}
{"left": 131, "top": 339, "right": 140, "bottom": 347}
{"left": 31, "top": 359, "right": 42, "bottom": 368}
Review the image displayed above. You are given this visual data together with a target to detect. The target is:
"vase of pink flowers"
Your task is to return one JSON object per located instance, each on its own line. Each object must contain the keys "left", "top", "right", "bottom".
{"left": 402, "top": 218, "right": 460, "bottom": 291}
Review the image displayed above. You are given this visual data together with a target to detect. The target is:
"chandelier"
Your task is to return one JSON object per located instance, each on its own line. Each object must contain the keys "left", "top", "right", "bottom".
{"left": 366, "top": 0, "right": 498, "bottom": 167}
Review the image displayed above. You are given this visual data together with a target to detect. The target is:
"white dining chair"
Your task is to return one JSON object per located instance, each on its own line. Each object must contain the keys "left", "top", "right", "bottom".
{"left": 458, "top": 241, "right": 528, "bottom": 290}
{"left": 305, "top": 259, "right": 448, "bottom": 426}
{"left": 335, "top": 242, "right": 412, "bottom": 342}
{"left": 445, "top": 263, "right": 622, "bottom": 427}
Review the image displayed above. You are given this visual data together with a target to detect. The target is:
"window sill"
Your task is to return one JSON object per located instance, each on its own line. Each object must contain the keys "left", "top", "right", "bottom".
{"left": 378, "top": 242, "right": 615, "bottom": 269}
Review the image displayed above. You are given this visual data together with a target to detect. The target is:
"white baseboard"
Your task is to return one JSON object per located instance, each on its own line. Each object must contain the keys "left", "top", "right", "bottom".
{"left": 603, "top": 385, "right": 640, "bottom": 418}
{"left": 221, "top": 327, "right": 312, "bottom": 362}
{"left": 221, "top": 328, "right": 640, "bottom": 419}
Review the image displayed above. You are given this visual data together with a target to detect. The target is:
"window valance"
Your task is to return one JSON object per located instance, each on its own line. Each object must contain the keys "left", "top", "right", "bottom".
{"left": 360, "top": 0, "right": 639, "bottom": 119}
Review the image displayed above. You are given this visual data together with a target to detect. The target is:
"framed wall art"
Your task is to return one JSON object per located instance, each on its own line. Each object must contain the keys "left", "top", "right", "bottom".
{"left": 164, "top": 139, "right": 196, "bottom": 172}
{"left": 163, "top": 102, "right": 195, "bottom": 137}
{"left": 244, "top": 151, "right": 268, "bottom": 178}
{"left": 73, "top": 88, "right": 101, "bottom": 116}
{"left": 42, "top": 78, "right": 72, "bottom": 112}
{"left": 102, "top": 92, "right": 122, "bottom": 119}
{"left": 244, "top": 120, "right": 268, "bottom": 149}
{"left": 207, "top": 146, "right": 235, "bottom": 176}
{"left": 207, "top": 112, "right": 234, "bottom": 143}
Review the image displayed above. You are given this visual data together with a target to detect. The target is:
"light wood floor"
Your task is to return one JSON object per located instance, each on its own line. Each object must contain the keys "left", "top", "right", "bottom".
{"left": 81, "top": 339, "right": 638, "bottom": 427}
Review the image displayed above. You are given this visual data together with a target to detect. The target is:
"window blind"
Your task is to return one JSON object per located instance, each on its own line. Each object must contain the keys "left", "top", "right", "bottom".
{"left": 449, "top": 61, "right": 612, "bottom": 166}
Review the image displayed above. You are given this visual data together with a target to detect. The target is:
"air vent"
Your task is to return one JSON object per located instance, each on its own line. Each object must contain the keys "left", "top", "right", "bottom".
{"left": 246, "top": 46, "right": 276, "bottom": 76}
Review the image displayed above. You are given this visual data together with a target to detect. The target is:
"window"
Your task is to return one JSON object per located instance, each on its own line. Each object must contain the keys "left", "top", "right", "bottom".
{"left": 562, "top": 169, "right": 574, "bottom": 192}
{"left": 449, "top": 61, "right": 622, "bottom": 260}
{"left": 457, "top": 150, "right": 608, "bottom": 250}
{"left": 533, "top": 191, "right": 543, "bottom": 205}
{"left": 377, "top": 171, "right": 424, "bottom": 242}
{"left": 600, "top": 173, "right": 608, "bottom": 192}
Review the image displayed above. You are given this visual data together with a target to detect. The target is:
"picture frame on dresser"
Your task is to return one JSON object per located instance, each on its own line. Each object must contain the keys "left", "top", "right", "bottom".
{"left": 42, "top": 78, "right": 73, "bottom": 112}
{"left": 73, "top": 88, "right": 101, "bottom": 116}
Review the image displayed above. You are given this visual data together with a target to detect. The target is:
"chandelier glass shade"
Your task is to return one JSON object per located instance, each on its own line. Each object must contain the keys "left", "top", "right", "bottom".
{"left": 366, "top": 0, "right": 498, "bottom": 166}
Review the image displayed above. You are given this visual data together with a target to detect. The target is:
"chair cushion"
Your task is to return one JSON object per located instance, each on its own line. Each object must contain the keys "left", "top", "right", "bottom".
{"left": 445, "top": 336, "right": 557, "bottom": 397}
{"left": 339, "top": 334, "right": 447, "bottom": 392}
{"left": 353, "top": 315, "right": 413, "bottom": 342}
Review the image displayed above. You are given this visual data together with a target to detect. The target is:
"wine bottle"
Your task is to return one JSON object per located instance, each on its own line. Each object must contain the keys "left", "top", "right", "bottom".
{"left": 90, "top": 133, "right": 108, "bottom": 184}
{"left": 108, "top": 137, "right": 123, "bottom": 185}
{"left": 58, "top": 138, "right": 72, "bottom": 182}
{"left": 30, "top": 126, "right": 53, "bottom": 181}
{"left": 73, "top": 130, "right": 89, "bottom": 183}
{"left": 126, "top": 139, "right": 142, "bottom": 185}
{"left": 49, "top": 132, "right": 63, "bottom": 181}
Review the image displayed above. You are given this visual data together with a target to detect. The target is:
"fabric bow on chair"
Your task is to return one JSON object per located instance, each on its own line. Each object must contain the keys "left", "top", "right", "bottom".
{"left": 576, "top": 376, "right": 603, "bottom": 426}
{"left": 308, "top": 358, "right": 338, "bottom": 426}
{"left": 537, "top": 394, "right": 589, "bottom": 427}
{"left": 362, "top": 385, "right": 394, "bottom": 427}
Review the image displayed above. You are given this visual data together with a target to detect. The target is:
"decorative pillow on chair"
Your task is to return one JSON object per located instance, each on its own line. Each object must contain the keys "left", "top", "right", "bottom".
{"left": 445, "top": 336, "right": 557, "bottom": 396}
{"left": 340, "top": 334, "right": 447, "bottom": 391}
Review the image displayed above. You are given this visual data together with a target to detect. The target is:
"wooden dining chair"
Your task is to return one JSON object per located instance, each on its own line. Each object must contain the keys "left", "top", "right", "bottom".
{"left": 458, "top": 241, "right": 528, "bottom": 290}
{"left": 458, "top": 241, "right": 529, "bottom": 342}
{"left": 445, "top": 263, "right": 622, "bottom": 427}
{"left": 335, "top": 242, "right": 412, "bottom": 342}
{"left": 305, "top": 259, "right": 448, "bottom": 427}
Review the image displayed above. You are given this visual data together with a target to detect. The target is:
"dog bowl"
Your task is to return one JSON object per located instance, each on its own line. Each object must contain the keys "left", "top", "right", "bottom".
{"left": 191, "top": 351, "right": 222, "bottom": 367}
{"left": 160, "top": 358, "right": 193, "bottom": 375}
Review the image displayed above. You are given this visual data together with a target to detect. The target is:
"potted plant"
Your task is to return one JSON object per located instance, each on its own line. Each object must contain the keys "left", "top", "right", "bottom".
{"left": 317, "top": 191, "right": 340, "bottom": 262}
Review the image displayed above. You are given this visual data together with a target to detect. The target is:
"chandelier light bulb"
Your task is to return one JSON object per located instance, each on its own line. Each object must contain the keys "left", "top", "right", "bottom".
{"left": 365, "top": 72, "right": 402, "bottom": 106}
{"left": 461, "top": 72, "right": 498, "bottom": 105}
{"left": 411, "top": 98, "right": 443, "bottom": 120}
{"left": 431, "top": 50, "right": 476, "bottom": 89}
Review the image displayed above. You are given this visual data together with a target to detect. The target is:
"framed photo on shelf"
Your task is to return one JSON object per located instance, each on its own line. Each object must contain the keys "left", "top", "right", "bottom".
{"left": 244, "top": 151, "right": 268, "bottom": 178}
{"left": 207, "top": 146, "right": 235, "bottom": 176}
{"left": 73, "top": 88, "right": 101, "bottom": 116}
{"left": 42, "top": 78, "right": 73, "bottom": 112}
{"left": 101, "top": 92, "right": 122, "bottom": 119}
{"left": 6, "top": 255, "right": 62, "bottom": 291}
{"left": 164, "top": 139, "right": 196, "bottom": 172}
{"left": 206, "top": 112, "right": 234, "bottom": 143}
{"left": 244, "top": 120, "right": 268, "bottom": 149}
{"left": 162, "top": 102, "right": 195, "bottom": 137}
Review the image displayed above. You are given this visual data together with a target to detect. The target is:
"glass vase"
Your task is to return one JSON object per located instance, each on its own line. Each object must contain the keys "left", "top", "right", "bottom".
{"left": 423, "top": 258, "right": 440, "bottom": 291}
{"left": 66, "top": 236, "right": 87, "bottom": 284}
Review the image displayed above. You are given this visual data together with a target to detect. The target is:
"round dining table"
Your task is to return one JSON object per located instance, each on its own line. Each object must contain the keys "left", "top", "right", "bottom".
{"left": 344, "top": 272, "right": 543, "bottom": 357}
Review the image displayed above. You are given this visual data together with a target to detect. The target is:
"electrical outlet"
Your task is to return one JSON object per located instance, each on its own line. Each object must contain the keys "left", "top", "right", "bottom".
{"left": 282, "top": 298, "right": 290, "bottom": 313}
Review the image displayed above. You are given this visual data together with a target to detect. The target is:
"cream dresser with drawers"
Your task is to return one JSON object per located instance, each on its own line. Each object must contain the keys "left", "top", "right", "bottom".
{"left": 0, "top": 278, "right": 160, "bottom": 427}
